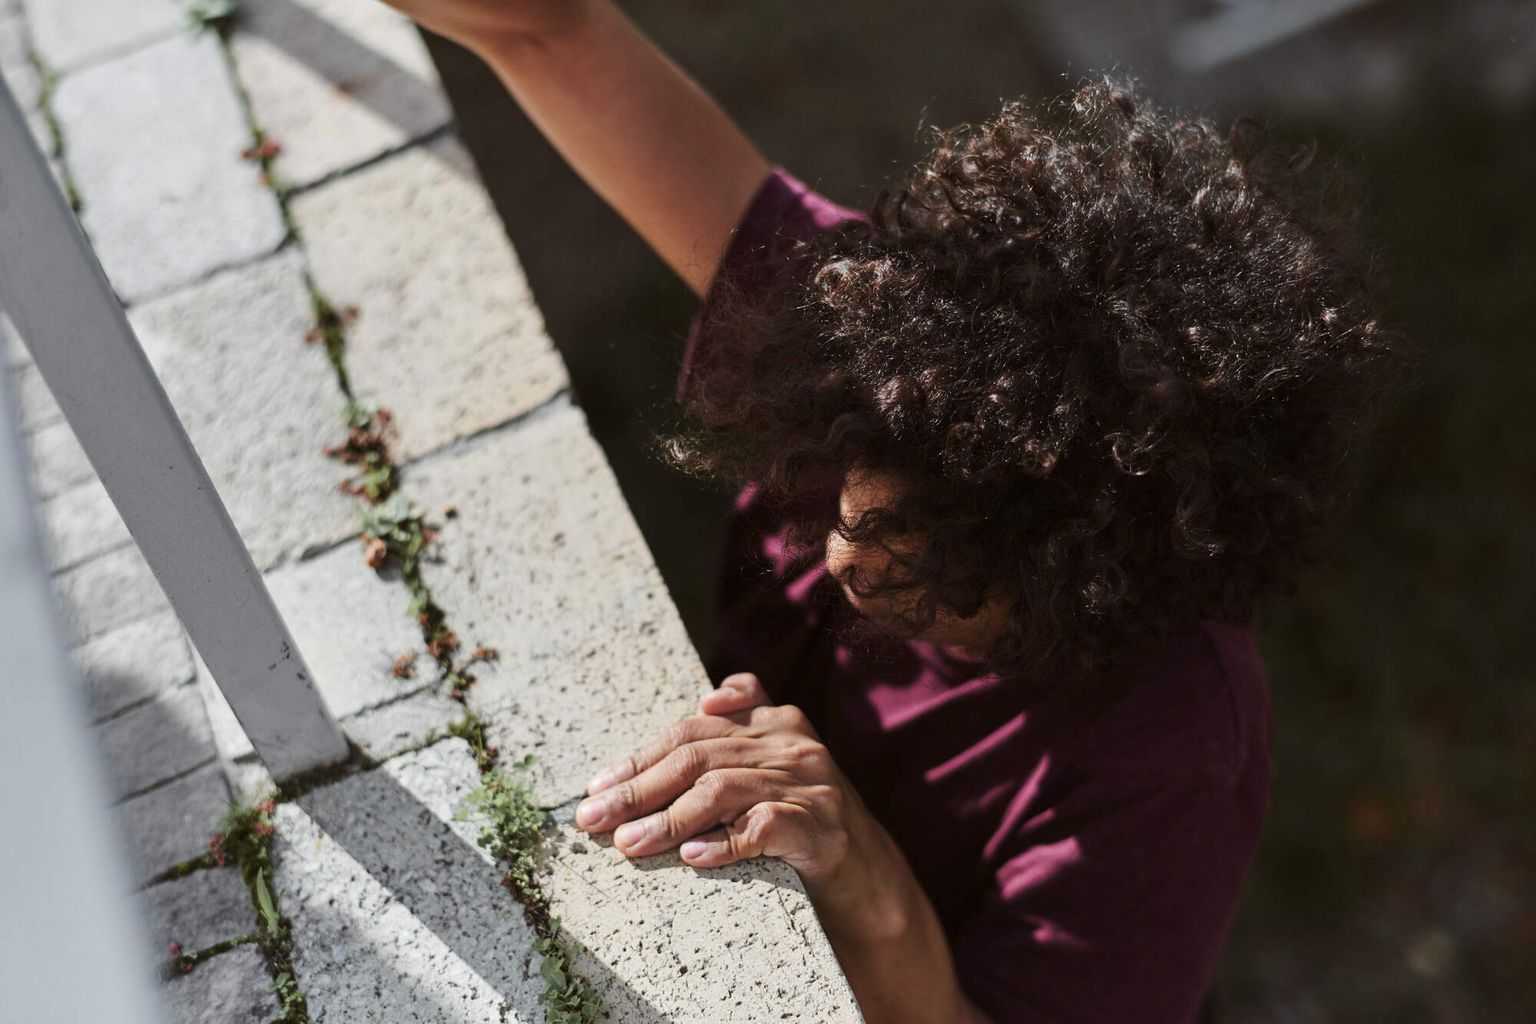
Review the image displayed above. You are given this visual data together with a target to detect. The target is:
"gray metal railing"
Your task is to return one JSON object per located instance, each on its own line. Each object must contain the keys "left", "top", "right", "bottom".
{"left": 0, "top": 74, "right": 349, "bottom": 780}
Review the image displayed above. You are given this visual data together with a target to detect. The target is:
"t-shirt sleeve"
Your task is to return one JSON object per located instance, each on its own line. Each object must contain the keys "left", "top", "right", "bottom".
{"left": 676, "top": 166, "right": 865, "bottom": 403}
{"left": 950, "top": 759, "right": 1266, "bottom": 1024}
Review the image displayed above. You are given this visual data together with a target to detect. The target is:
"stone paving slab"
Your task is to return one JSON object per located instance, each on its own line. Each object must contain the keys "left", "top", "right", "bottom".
{"left": 1, "top": 312, "right": 28, "bottom": 369}
{"left": 51, "top": 32, "right": 286, "bottom": 302}
{"left": 293, "top": 137, "right": 567, "bottom": 462}
{"left": 273, "top": 739, "right": 545, "bottom": 1022}
{"left": 342, "top": 687, "right": 465, "bottom": 760}
{"left": 95, "top": 683, "right": 216, "bottom": 800}
{"left": 21, "top": 417, "right": 94, "bottom": 498}
{"left": 409, "top": 402, "right": 707, "bottom": 805}
{"left": 119, "top": 762, "right": 230, "bottom": 884}
{"left": 21, "top": 0, "right": 188, "bottom": 74}
{"left": 540, "top": 811, "right": 862, "bottom": 1023}
{"left": 71, "top": 609, "right": 195, "bottom": 722}
{"left": 131, "top": 249, "right": 357, "bottom": 569}
{"left": 53, "top": 542, "right": 170, "bottom": 643}
{"left": 8, "top": 359, "right": 63, "bottom": 432}
{"left": 161, "top": 944, "right": 281, "bottom": 1024}
{"left": 144, "top": 866, "right": 255, "bottom": 953}
{"left": 36, "top": 474, "right": 131, "bottom": 571}
{"left": 231, "top": 0, "right": 451, "bottom": 189}
{"left": 197, "top": 535, "right": 430, "bottom": 762}
{"left": 0, "top": 12, "right": 53, "bottom": 160}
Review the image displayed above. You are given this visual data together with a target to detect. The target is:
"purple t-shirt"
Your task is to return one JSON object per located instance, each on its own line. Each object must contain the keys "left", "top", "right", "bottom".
{"left": 682, "top": 168, "right": 1272, "bottom": 1023}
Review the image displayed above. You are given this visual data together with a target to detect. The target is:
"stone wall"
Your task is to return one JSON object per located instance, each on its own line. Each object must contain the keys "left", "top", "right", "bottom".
{"left": 1, "top": 0, "right": 860, "bottom": 1019}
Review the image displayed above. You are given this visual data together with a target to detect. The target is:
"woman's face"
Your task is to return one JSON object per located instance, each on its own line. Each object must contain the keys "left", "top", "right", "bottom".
{"left": 823, "top": 467, "right": 1011, "bottom": 656}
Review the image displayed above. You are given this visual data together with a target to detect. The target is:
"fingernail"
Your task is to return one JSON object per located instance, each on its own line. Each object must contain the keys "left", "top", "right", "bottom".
{"left": 587, "top": 763, "right": 630, "bottom": 793}
{"left": 574, "top": 797, "right": 606, "bottom": 829}
{"left": 613, "top": 820, "right": 647, "bottom": 849}
{"left": 680, "top": 840, "right": 707, "bottom": 859}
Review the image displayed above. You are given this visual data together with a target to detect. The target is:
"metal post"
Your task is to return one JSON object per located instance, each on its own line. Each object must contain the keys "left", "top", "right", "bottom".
{"left": 0, "top": 361, "right": 165, "bottom": 1024}
{"left": 0, "top": 77, "right": 349, "bottom": 781}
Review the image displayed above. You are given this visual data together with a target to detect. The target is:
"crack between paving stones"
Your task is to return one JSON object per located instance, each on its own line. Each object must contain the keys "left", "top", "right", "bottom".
{"left": 280, "top": 121, "right": 458, "bottom": 200}
{"left": 44, "top": 534, "right": 138, "bottom": 578}
{"left": 23, "top": 40, "right": 85, "bottom": 216}
{"left": 90, "top": 676, "right": 199, "bottom": 728}
{"left": 200, "top": 16, "right": 607, "bottom": 1018}
{"left": 397, "top": 389, "right": 575, "bottom": 472}
{"left": 111, "top": 754, "right": 218, "bottom": 806}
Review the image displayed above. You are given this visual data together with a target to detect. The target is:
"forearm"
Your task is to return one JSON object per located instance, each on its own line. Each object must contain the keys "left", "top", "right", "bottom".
{"left": 808, "top": 813, "right": 994, "bottom": 1024}
{"left": 412, "top": 0, "right": 768, "bottom": 295}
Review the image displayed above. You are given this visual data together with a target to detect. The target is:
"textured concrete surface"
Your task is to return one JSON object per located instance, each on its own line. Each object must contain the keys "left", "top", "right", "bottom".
{"left": 274, "top": 740, "right": 545, "bottom": 1022}
{"left": 36, "top": 474, "right": 130, "bottom": 572}
{"left": 0, "top": 10, "right": 52, "bottom": 154}
{"left": 53, "top": 542, "right": 169, "bottom": 643}
{"left": 51, "top": 33, "right": 286, "bottom": 302}
{"left": 231, "top": 0, "right": 451, "bottom": 189}
{"left": 21, "top": 0, "right": 187, "bottom": 73}
{"left": 197, "top": 535, "right": 428, "bottom": 761}
{"left": 95, "top": 684, "right": 216, "bottom": 800}
{"left": 119, "top": 763, "right": 230, "bottom": 883}
{"left": 292, "top": 138, "right": 567, "bottom": 461}
{"left": 70, "top": 610, "right": 195, "bottom": 721}
{"left": 144, "top": 867, "right": 255, "bottom": 953}
{"left": 161, "top": 945, "right": 282, "bottom": 1024}
{"left": 7, "top": 0, "right": 859, "bottom": 1012}
{"left": 411, "top": 402, "right": 707, "bottom": 805}
{"left": 21, "top": 418, "right": 94, "bottom": 499}
{"left": 341, "top": 687, "right": 465, "bottom": 761}
{"left": 1, "top": 311, "right": 27, "bottom": 369}
{"left": 541, "top": 811, "right": 862, "bottom": 1023}
{"left": 131, "top": 250, "right": 356, "bottom": 569}
{"left": 9, "top": 359, "right": 62, "bottom": 431}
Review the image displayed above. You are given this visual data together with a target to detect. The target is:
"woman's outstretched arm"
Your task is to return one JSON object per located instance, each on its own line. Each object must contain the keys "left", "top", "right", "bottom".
{"left": 377, "top": 0, "right": 770, "bottom": 296}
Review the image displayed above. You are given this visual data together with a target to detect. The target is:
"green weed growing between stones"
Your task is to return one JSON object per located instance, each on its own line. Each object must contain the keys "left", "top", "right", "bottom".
{"left": 459, "top": 759, "right": 604, "bottom": 1024}
{"left": 186, "top": 0, "right": 238, "bottom": 35}
{"left": 208, "top": 796, "right": 313, "bottom": 1024}
{"left": 25, "top": 51, "right": 83, "bottom": 214}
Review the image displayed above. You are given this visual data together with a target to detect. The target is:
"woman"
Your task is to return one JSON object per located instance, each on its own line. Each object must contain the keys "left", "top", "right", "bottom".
{"left": 381, "top": 2, "right": 1393, "bottom": 1020}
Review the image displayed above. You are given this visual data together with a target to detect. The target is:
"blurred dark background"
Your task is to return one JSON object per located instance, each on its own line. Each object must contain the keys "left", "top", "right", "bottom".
{"left": 421, "top": 2, "right": 1535, "bottom": 1020}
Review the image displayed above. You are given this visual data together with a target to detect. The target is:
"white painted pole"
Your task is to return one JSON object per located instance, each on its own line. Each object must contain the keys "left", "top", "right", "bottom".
{"left": 0, "top": 363, "right": 165, "bottom": 1024}
{"left": 0, "top": 77, "right": 349, "bottom": 781}
{"left": 1169, "top": 0, "right": 1384, "bottom": 74}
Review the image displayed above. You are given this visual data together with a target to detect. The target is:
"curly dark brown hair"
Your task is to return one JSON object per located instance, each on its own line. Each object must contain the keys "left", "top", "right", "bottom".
{"left": 668, "top": 78, "right": 1396, "bottom": 684}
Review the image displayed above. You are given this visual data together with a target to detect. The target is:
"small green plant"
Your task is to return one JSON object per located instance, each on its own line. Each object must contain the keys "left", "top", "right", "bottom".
{"left": 534, "top": 932, "right": 605, "bottom": 1024}
{"left": 186, "top": 0, "right": 237, "bottom": 34}
{"left": 206, "top": 796, "right": 312, "bottom": 1023}
{"left": 458, "top": 758, "right": 603, "bottom": 1024}
{"left": 326, "top": 399, "right": 396, "bottom": 503}
{"left": 459, "top": 759, "right": 543, "bottom": 897}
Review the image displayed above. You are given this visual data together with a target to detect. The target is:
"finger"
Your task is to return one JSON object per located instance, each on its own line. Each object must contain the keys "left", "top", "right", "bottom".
{"left": 586, "top": 714, "right": 735, "bottom": 795}
{"left": 576, "top": 737, "right": 757, "bottom": 833}
{"left": 698, "top": 672, "right": 772, "bottom": 716}
{"left": 678, "top": 801, "right": 810, "bottom": 868}
{"left": 611, "top": 768, "right": 775, "bottom": 858}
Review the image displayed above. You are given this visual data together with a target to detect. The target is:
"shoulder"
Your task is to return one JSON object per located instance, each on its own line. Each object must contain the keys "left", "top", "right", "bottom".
{"left": 1063, "top": 620, "right": 1272, "bottom": 791}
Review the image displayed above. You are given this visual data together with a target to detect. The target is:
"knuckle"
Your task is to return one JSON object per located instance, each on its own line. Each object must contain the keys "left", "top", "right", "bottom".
{"left": 693, "top": 769, "right": 729, "bottom": 803}
{"left": 810, "top": 783, "right": 847, "bottom": 822}
{"left": 669, "top": 742, "right": 707, "bottom": 781}
{"left": 663, "top": 719, "right": 693, "bottom": 749}
{"left": 776, "top": 704, "right": 812, "bottom": 733}
{"left": 787, "top": 737, "right": 832, "bottom": 775}
{"left": 609, "top": 779, "right": 639, "bottom": 815}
